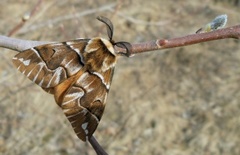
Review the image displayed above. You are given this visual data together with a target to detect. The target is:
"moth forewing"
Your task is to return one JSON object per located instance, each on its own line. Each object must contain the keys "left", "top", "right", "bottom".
{"left": 12, "top": 39, "right": 89, "bottom": 89}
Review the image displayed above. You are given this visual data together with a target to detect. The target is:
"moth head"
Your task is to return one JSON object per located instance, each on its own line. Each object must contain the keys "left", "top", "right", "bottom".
{"left": 97, "top": 16, "right": 132, "bottom": 57}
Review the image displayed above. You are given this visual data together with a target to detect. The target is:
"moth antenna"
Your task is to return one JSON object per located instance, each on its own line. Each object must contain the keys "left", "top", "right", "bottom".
{"left": 97, "top": 16, "right": 114, "bottom": 41}
{"left": 115, "top": 41, "right": 132, "bottom": 57}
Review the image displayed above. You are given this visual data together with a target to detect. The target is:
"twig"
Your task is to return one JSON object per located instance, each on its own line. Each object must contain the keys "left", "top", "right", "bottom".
{"left": 0, "top": 35, "right": 49, "bottom": 51}
{"left": 89, "top": 136, "right": 108, "bottom": 155}
{"left": 8, "top": 0, "right": 43, "bottom": 36}
{"left": 1, "top": 24, "right": 240, "bottom": 54}
{"left": 126, "top": 24, "right": 240, "bottom": 55}
{"left": 17, "top": 3, "right": 116, "bottom": 35}
{"left": 108, "top": 7, "right": 170, "bottom": 26}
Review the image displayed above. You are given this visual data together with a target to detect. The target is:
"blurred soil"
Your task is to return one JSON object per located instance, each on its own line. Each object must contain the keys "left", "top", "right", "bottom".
{"left": 0, "top": 0, "right": 240, "bottom": 155}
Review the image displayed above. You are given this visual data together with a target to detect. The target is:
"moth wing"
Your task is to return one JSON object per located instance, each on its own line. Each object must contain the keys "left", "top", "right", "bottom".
{"left": 60, "top": 69, "right": 114, "bottom": 141}
{"left": 12, "top": 39, "right": 89, "bottom": 89}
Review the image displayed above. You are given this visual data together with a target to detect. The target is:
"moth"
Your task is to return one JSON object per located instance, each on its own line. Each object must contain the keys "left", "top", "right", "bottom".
{"left": 12, "top": 16, "right": 131, "bottom": 141}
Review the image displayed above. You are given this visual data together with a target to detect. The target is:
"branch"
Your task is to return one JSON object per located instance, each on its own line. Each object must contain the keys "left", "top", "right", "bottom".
{"left": 8, "top": 0, "right": 43, "bottom": 36}
{"left": 1, "top": 25, "right": 240, "bottom": 54}
{"left": 89, "top": 136, "right": 108, "bottom": 155}
{"left": 127, "top": 24, "right": 240, "bottom": 55}
{"left": 0, "top": 35, "right": 49, "bottom": 51}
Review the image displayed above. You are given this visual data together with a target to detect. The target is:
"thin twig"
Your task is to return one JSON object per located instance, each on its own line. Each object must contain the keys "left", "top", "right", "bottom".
{"left": 1, "top": 24, "right": 240, "bottom": 54}
{"left": 89, "top": 136, "right": 108, "bottom": 155}
{"left": 126, "top": 24, "right": 240, "bottom": 55}
{"left": 8, "top": 0, "right": 43, "bottom": 36}
{"left": 17, "top": 3, "right": 116, "bottom": 35}
{"left": 108, "top": 7, "right": 170, "bottom": 26}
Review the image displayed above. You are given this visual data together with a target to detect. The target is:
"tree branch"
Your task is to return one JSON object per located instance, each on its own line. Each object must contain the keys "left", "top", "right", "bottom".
{"left": 89, "top": 136, "right": 108, "bottom": 155}
{"left": 127, "top": 24, "right": 240, "bottom": 55}
{"left": 1, "top": 24, "right": 239, "bottom": 55}
{"left": 8, "top": 0, "right": 43, "bottom": 36}
{"left": 0, "top": 35, "right": 49, "bottom": 51}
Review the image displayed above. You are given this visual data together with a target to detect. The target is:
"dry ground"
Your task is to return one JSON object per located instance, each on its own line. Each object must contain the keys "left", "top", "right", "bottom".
{"left": 0, "top": 0, "right": 240, "bottom": 155}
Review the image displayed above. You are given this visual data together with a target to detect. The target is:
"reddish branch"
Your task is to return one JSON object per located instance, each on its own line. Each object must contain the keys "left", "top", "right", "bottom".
{"left": 127, "top": 24, "right": 240, "bottom": 55}
{"left": 1, "top": 25, "right": 240, "bottom": 55}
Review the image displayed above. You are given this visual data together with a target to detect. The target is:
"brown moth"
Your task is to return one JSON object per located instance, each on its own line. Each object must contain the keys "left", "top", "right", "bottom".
{"left": 12, "top": 16, "right": 131, "bottom": 142}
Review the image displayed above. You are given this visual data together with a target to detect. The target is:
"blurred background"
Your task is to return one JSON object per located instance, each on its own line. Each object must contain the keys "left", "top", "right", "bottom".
{"left": 0, "top": 0, "right": 240, "bottom": 155}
